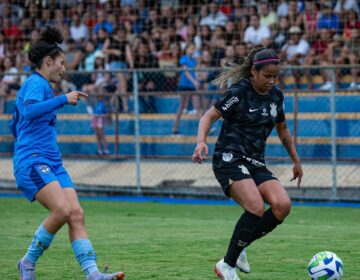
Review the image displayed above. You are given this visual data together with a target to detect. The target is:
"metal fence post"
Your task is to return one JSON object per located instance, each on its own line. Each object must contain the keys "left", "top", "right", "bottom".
{"left": 330, "top": 67, "right": 337, "bottom": 199}
{"left": 114, "top": 96, "right": 119, "bottom": 159}
{"left": 132, "top": 70, "right": 142, "bottom": 194}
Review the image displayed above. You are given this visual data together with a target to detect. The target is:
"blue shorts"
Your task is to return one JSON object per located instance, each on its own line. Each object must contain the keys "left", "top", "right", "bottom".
{"left": 15, "top": 163, "right": 75, "bottom": 202}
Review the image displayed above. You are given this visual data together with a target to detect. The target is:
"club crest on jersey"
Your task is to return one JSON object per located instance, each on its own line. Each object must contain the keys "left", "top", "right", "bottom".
{"left": 37, "top": 164, "right": 50, "bottom": 174}
{"left": 222, "top": 152, "right": 233, "bottom": 162}
{"left": 222, "top": 96, "right": 239, "bottom": 111}
{"left": 238, "top": 165, "right": 250, "bottom": 175}
{"left": 270, "top": 103, "right": 277, "bottom": 118}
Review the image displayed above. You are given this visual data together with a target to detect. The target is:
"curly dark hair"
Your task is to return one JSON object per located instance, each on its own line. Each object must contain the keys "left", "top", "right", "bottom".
{"left": 28, "top": 26, "right": 64, "bottom": 69}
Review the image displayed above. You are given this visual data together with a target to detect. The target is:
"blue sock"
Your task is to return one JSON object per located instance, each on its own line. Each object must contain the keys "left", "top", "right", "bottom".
{"left": 25, "top": 224, "right": 55, "bottom": 264}
{"left": 72, "top": 239, "right": 98, "bottom": 275}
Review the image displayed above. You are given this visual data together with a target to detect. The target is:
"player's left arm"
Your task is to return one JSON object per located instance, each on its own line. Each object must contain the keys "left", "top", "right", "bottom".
{"left": 275, "top": 121, "right": 303, "bottom": 188}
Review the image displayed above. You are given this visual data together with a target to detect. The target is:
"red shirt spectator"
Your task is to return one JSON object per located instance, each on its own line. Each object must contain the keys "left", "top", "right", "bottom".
{"left": 2, "top": 18, "right": 22, "bottom": 39}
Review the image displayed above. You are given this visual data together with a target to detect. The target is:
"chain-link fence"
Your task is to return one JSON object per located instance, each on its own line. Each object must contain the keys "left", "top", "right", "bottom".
{"left": 0, "top": 66, "right": 360, "bottom": 200}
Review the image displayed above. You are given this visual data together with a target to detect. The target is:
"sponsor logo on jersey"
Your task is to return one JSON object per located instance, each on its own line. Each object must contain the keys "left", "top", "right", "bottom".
{"left": 270, "top": 103, "right": 277, "bottom": 118}
{"left": 222, "top": 96, "right": 239, "bottom": 111}
{"left": 249, "top": 108, "right": 259, "bottom": 112}
{"left": 261, "top": 108, "right": 268, "bottom": 117}
{"left": 222, "top": 152, "right": 233, "bottom": 162}
{"left": 238, "top": 164, "right": 250, "bottom": 175}
{"left": 242, "top": 156, "right": 266, "bottom": 167}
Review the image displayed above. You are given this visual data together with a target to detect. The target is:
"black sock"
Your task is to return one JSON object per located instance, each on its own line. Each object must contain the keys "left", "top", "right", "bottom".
{"left": 224, "top": 211, "right": 262, "bottom": 267}
{"left": 250, "top": 208, "right": 282, "bottom": 243}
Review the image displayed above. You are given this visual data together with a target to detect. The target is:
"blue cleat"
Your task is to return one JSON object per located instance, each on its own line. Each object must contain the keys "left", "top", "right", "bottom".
{"left": 18, "top": 258, "right": 36, "bottom": 280}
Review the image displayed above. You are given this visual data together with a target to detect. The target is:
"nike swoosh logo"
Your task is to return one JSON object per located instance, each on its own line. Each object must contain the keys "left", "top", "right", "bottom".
{"left": 249, "top": 108, "right": 259, "bottom": 112}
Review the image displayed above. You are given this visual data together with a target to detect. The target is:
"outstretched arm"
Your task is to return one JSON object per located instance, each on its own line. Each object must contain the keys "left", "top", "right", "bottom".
{"left": 24, "top": 91, "right": 88, "bottom": 120}
{"left": 276, "top": 121, "right": 303, "bottom": 188}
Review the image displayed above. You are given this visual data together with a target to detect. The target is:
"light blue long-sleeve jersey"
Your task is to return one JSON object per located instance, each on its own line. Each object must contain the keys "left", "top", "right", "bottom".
{"left": 10, "top": 72, "right": 68, "bottom": 173}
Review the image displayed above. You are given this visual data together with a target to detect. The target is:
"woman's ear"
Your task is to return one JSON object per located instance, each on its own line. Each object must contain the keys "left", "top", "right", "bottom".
{"left": 250, "top": 65, "right": 257, "bottom": 77}
{"left": 44, "top": 56, "right": 53, "bottom": 66}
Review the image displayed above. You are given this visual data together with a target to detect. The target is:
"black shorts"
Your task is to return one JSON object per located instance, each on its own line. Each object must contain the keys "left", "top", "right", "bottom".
{"left": 213, "top": 154, "right": 278, "bottom": 197}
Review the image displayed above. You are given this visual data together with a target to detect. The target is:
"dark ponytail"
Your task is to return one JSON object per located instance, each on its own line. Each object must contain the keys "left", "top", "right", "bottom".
{"left": 213, "top": 45, "right": 279, "bottom": 89}
{"left": 28, "top": 26, "right": 64, "bottom": 69}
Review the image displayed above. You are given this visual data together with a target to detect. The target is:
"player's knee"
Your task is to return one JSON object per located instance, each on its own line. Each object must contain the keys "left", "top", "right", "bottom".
{"left": 53, "top": 203, "right": 72, "bottom": 223}
{"left": 272, "top": 198, "right": 292, "bottom": 220}
{"left": 246, "top": 202, "right": 264, "bottom": 217}
{"left": 69, "top": 206, "right": 85, "bottom": 225}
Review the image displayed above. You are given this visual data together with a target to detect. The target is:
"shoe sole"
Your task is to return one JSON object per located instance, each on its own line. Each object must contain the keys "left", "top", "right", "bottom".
{"left": 237, "top": 265, "right": 250, "bottom": 274}
{"left": 113, "top": 272, "right": 125, "bottom": 280}
{"left": 214, "top": 266, "right": 225, "bottom": 280}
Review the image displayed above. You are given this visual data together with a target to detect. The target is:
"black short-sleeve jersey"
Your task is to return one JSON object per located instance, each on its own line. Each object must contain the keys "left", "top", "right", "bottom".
{"left": 213, "top": 79, "right": 285, "bottom": 166}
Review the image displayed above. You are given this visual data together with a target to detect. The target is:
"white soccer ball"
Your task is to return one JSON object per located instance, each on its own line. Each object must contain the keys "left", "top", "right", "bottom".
{"left": 308, "top": 251, "right": 344, "bottom": 280}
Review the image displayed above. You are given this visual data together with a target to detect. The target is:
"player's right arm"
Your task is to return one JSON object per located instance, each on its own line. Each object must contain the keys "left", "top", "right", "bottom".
{"left": 23, "top": 81, "right": 87, "bottom": 120}
{"left": 192, "top": 106, "right": 221, "bottom": 164}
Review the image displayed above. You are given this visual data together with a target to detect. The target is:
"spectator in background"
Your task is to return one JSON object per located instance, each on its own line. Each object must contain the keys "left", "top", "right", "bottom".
{"left": 334, "top": 0, "right": 360, "bottom": 18}
{"left": 185, "top": 25, "right": 201, "bottom": 56}
{"left": 304, "top": 28, "right": 331, "bottom": 89}
{"left": 64, "top": 39, "right": 83, "bottom": 71}
{"left": 143, "top": 9, "right": 160, "bottom": 33}
{"left": 102, "top": 26, "right": 134, "bottom": 113}
{"left": 259, "top": 1, "right": 278, "bottom": 30}
{"left": 93, "top": 10, "right": 113, "bottom": 34}
{"left": 157, "top": 42, "right": 181, "bottom": 91}
{"left": 280, "top": 26, "right": 310, "bottom": 89}
{"left": 301, "top": 0, "right": 320, "bottom": 40}
{"left": 84, "top": 51, "right": 111, "bottom": 155}
{"left": 78, "top": 39, "right": 97, "bottom": 90}
{"left": 199, "top": 49, "right": 220, "bottom": 111}
{"left": 172, "top": 43, "right": 202, "bottom": 135}
{"left": 276, "top": 0, "right": 289, "bottom": 17}
{"left": 0, "top": 56, "right": 20, "bottom": 114}
{"left": 3, "top": 17, "right": 22, "bottom": 40}
{"left": 200, "top": 1, "right": 228, "bottom": 30}
{"left": 235, "top": 41, "right": 248, "bottom": 58}
{"left": 134, "top": 42, "right": 161, "bottom": 113}
{"left": 272, "top": 16, "right": 290, "bottom": 51}
{"left": 210, "top": 26, "right": 227, "bottom": 66}
{"left": 200, "top": 25, "right": 212, "bottom": 50}
{"left": 244, "top": 14, "right": 271, "bottom": 46}
{"left": 70, "top": 13, "right": 89, "bottom": 43}
{"left": 342, "top": 28, "right": 360, "bottom": 89}
{"left": 0, "top": 31, "right": 6, "bottom": 60}
{"left": 175, "top": 17, "right": 188, "bottom": 42}
{"left": 317, "top": 2, "right": 342, "bottom": 34}
{"left": 96, "top": 27, "right": 109, "bottom": 50}
{"left": 320, "top": 34, "right": 345, "bottom": 90}
{"left": 224, "top": 20, "right": 237, "bottom": 45}
{"left": 343, "top": 9, "right": 360, "bottom": 40}
{"left": 287, "top": 0, "right": 302, "bottom": 28}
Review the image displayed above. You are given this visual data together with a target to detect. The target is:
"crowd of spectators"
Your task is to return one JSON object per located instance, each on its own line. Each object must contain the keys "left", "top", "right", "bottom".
{"left": 0, "top": 0, "right": 360, "bottom": 115}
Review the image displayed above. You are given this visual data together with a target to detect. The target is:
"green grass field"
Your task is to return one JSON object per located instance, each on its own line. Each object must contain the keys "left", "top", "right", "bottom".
{"left": 0, "top": 198, "right": 359, "bottom": 280}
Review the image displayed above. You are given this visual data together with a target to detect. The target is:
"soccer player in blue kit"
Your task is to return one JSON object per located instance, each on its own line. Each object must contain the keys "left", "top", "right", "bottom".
{"left": 192, "top": 46, "right": 303, "bottom": 280}
{"left": 10, "top": 27, "right": 125, "bottom": 280}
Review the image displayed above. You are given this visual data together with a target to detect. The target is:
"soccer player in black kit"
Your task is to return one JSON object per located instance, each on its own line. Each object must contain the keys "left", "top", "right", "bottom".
{"left": 192, "top": 46, "right": 303, "bottom": 280}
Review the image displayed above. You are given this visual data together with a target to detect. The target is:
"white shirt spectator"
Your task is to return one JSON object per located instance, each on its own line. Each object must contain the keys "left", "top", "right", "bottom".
{"left": 244, "top": 25, "right": 271, "bottom": 45}
{"left": 70, "top": 23, "right": 89, "bottom": 42}
{"left": 282, "top": 39, "right": 310, "bottom": 63}
{"left": 200, "top": 12, "right": 228, "bottom": 30}
{"left": 3, "top": 67, "right": 18, "bottom": 83}
{"left": 334, "top": 0, "right": 360, "bottom": 15}
{"left": 277, "top": 2, "right": 289, "bottom": 17}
